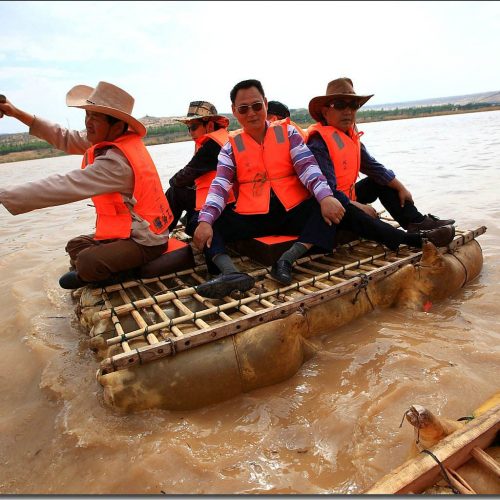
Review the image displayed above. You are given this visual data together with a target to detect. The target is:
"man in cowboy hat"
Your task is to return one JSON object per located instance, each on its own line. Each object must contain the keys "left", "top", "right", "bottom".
{"left": 192, "top": 79, "right": 455, "bottom": 299}
{"left": 0, "top": 81, "right": 173, "bottom": 289}
{"left": 307, "top": 77, "right": 455, "bottom": 232}
{"left": 165, "top": 101, "right": 233, "bottom": 236}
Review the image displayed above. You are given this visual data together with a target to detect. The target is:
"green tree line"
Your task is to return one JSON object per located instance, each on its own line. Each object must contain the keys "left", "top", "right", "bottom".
{"left": 0, "top": 102, "right": 498, "bottom": 156}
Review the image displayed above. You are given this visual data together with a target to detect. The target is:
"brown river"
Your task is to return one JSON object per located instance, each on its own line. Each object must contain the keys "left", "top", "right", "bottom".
{"left": 0, "top": 111, "right": 499, "bottom": 494}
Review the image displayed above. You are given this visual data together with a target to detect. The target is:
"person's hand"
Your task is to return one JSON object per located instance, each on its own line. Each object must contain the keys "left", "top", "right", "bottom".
{"left": 0, "top": 95, "right": 15, "bottom": 119}
{"left": 0, "top": 95, "right": 7, "bottom": 118}
{"left": 397, "top": 185, "right": 413, "bottom": 207}
{"left": 319, "top": 196, "right": 345, "bottom": 226}
{"left": 193, "top": 221, "right": 213, "bottom": 250}
{"left": 0, "top": 95, "right": 35, "bottom": 126}
{"left": 351, "top": 200, "right": 378, "bottom": 219}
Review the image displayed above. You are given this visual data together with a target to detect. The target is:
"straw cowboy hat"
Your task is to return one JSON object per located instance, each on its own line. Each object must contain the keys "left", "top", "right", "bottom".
{"left": 308, "top": 77, "right": 374, "bottom": 122}
{"left": 66, "top": 81, "right": 146, "bottom": 137}
{"left": 174, "top": 101, "right": 229, "bottom": 127}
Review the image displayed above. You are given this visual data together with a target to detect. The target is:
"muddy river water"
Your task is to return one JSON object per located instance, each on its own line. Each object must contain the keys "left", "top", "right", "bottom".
{"left": 0, "top": 110, "right": 498, "bottom": 494}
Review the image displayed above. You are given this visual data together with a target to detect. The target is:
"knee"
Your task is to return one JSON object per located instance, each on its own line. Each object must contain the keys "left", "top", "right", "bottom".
{"left": 65, "top": 235, "right": 94, "bottom": 260}
{"left": 75, "top": 247, "right": 107, "bottom": 282}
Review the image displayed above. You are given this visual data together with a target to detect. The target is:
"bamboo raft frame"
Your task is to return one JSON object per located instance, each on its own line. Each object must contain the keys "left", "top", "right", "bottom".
{"left": 365, "top": 403, "right": 500, "bottom": 494}
{"left": 80, "top": 224, "right": 487, "bottom": 377}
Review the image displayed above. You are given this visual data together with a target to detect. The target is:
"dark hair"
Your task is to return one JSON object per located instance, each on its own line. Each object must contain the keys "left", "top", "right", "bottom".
{"left": 230, "top": 79, "right": 265, "bottom": 104}
{"left": 267, "top": 100, "right": 290, "bottom": 119}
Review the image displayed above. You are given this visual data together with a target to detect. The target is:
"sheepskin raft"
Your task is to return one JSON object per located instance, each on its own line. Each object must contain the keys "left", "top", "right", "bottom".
{"left": 75, "top": 223, "right": 486, "bottom": 412}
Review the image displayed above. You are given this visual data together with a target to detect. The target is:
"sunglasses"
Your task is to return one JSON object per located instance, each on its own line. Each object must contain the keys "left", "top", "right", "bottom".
{"left": 327, "top": 99, "right": 361, "bottom": 111}
{"left": 187, "top": 122, "right": 205, "bottom": 132}
{"left": 236, "top": 101, "right": 264, "bottom": 114}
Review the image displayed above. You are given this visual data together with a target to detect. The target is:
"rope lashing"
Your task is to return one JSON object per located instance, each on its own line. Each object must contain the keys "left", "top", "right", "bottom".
{"left": 165, "top": 337, "right": 177, "bottom": 356}
{"left": 135, "top": 348, "right": 143, "bottom": 365}
{"left": 351, "top": 273, "right": 369, "bottom": 304}
{"left": 420, "top": 449, "right": 460, "bottom": 494}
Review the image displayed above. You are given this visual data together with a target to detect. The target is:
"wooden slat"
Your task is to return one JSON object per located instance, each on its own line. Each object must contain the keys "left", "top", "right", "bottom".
{"left": 446, "top": 467, "right": 477, "bottom": 494}
{"left": 100, "top": 254, "right": 421, "bottom": 372}
{"left": 97, "top": 250, "right": 420, "bottom": 322}
{"left": 104, "top": 266, "right": 376, "bottom": 347}
{"left": 137, "top": 283, "right": 184, "bottom": 338}
{"left": 188, "top": 273, "right": 234, "bottom": 322}
{"left": 470, "top": 446, "right": 500, "bottom": 477}
{"left": 118, "top": 288, "right": 159, "bottom": 345}
{"left": 365, "top": 405, "right": 500, "bottom": 494}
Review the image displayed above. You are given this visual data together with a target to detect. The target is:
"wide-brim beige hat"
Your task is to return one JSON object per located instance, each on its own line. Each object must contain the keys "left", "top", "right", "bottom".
{"left": 174, "top": 100, "right": 229, "bottom": 128}
{"left": 308, "top": 77, "right": 374, "bottom": 122}
{"left": 66, "top": 81, "right": 146, "bottom": 137}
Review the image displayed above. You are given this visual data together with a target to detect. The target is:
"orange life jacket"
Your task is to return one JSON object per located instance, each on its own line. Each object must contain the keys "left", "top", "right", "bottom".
{"left": 193, "top": 128, "right": 235, "bottom": 210}
{"left": 307, "top": 123, "right": 363, "bottom": 200}
{"left": 82, "top": 132, "right": 173, "bottom": 240}
{"left": 230, "top": 120, "right": 310, "bottom": 215}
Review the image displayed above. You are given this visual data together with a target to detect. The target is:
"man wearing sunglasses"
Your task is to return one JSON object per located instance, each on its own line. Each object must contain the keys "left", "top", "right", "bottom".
{"left": 192, "top": 79, "right": 455, "bottom": 299}
{"left": 166, "top": 101, "right": 234, "bottom": 235}
{"left": 307, "top": 77, "right": 455, "bottom": 233}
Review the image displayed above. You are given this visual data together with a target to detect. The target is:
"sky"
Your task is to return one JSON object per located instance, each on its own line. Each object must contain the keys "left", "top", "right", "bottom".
{"left": 1, "top": 0, "right": 499, "bottom": 134}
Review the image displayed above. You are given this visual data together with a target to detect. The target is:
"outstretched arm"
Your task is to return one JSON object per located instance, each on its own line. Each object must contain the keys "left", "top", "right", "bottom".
{"left": 0, "top": 95, "right": 35, "bottom": 127}
{"left": 0, "top": 94, "right": 90, "bottom": 154}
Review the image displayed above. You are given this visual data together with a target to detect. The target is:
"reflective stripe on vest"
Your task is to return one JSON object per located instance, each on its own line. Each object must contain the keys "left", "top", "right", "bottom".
{"left": 82, "top": 133, "right": 173, "bottom": 240}
{"left": 307, "top": 122, "right": 361, "bottom": 200}
{"left": 193, "top": 128, "right": 235, "bottom": 210}
{"left": 230, "top": 120, "right": 310, "bottom": 215}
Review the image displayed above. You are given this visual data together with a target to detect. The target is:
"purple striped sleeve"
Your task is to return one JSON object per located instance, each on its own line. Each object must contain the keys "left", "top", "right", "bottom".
{"left": 288, "top": 124, "right": 333, "bottom": 202}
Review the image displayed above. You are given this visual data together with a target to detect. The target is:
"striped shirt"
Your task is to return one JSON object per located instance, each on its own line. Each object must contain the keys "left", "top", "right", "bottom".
{"left": 198, "top": 122, "right": 333, "bottom": 225}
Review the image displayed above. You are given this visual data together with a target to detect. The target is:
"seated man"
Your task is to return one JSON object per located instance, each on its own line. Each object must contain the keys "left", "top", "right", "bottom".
{"left": 0, "top": 82, "right": 173, "bottom": 289}
{"left": 192, "top": 79, "right": 455, "bottom": 299}
{"left": 166, "top": 101, "right": 233, "bottom": 232}
{"left": 307, "top": 77, "right": 455, "bottom": 231}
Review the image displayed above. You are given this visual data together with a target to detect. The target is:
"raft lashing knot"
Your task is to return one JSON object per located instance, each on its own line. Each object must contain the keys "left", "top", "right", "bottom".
{"left": 351, "top": 272, "right": 370, "bottom": 304}
{"left": 77, "top": 224, "right": 487, "bottom": 411}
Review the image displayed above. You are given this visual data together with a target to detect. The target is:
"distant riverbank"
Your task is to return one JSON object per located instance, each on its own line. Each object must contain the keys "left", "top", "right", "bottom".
{"left": 1, "top": 104, "right": 499, "bottom": 164}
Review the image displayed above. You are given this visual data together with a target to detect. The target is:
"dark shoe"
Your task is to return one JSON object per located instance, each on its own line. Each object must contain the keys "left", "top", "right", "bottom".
{"left": 196, "top": 272, "right": 255, "bottom": 299}
{"left": 59, "top": 271, "right": 88, "bottom": 290}
{"left": 407, "top": 214, "right": 456, "bottom": 232}
{"left": 270, "top": 260, "right": 293, "bottom": 285}
{"left": 420, "top": 224, "right": 455, "bottom": 247}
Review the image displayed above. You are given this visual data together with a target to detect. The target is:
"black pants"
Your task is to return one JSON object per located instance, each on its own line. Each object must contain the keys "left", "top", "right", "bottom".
{"left": 165, "top": 185, "right": 196, "bottom": 231}
{"left": 205, "top": 195, "right": 414, "bottom": 263}
{"left": 355, "top": 177, "right": 424, "bottom": 229}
